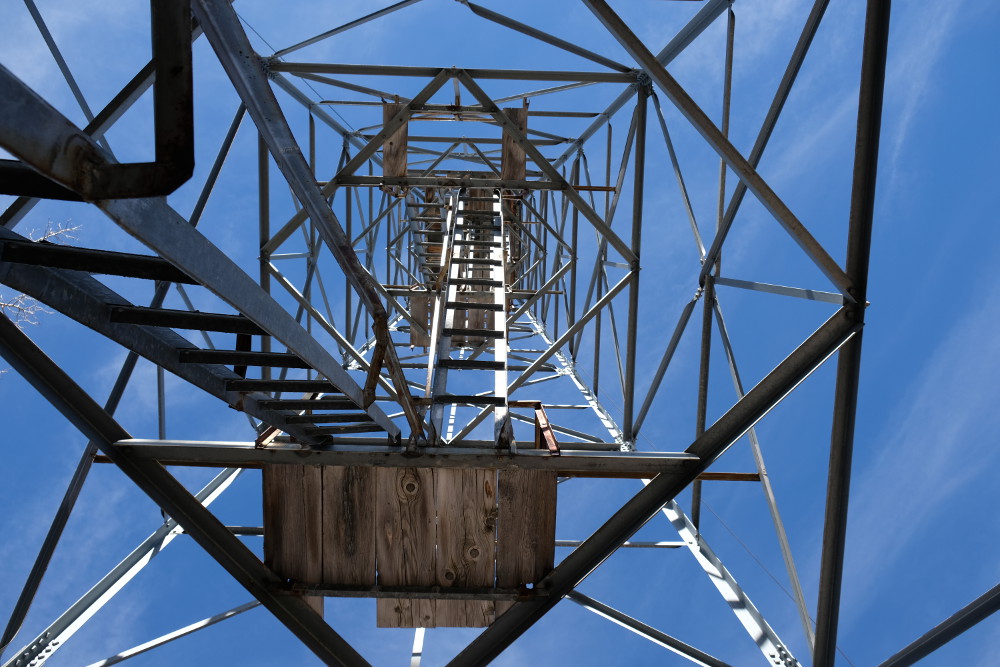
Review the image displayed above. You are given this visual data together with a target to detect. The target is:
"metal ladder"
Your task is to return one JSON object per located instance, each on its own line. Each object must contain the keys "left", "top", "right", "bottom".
{"left": 426, "top": 190, "right": 512, "bottom": 447}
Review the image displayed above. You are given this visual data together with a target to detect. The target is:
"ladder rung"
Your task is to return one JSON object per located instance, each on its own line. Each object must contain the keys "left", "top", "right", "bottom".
{"left": 453, "top": 240, "right": 501, "bottom": 247}
{"left": 452, "top": 258, "right": 501, "bottom": 266}
{"left": 433, "top": 395, "right": 506, "bottom": 405}
{"left": 444, "top": 328, "right": 504, "bottom": 339}
{"left": 439, "top": 359, "right": 505, "bottom": 370}
{"left": 446, "top": 301, "right": 503, "bottom": 311}
{"left": 451, "top": 278, "right": 502, "bottom": 287}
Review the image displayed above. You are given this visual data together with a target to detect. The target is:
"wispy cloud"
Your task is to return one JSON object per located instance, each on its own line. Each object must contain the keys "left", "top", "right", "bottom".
{"left": 837, "top": 274, "right": 1000, "bottom": 624}
{"left": 884, "top": 1, "right": 966, "bottom": 177}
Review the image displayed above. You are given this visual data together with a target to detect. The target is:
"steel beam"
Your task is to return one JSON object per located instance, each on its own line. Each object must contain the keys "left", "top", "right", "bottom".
{"left": 274, "top": 0, "right": 426, "bottom": 57}
{"left": 554, "top": 0, "right": 730, "bottom": 168}
{"left": 192, "top": 0, "right": 421, "bottom": 439}
{"left": 699, "top": 0, "right": 833, "bottom": 286}
{"left": 567, "top": 592, "right": 732, "bottom": 667}
{"left": 653, "top": 497, "right": 799, "bottom": 666}
{"left": 0, "top": 314, "right": 371, "bottom": 667}
{"left": 632, "top": 295, "right": 699, "bottom": 438}
{"left": 582, "top": 0, "right": 853, "bottom": 298}
{"left": 82, "top": 602, "right": 261, "bottom": 667}
{"left": 714, "top": 299, "right": 814, "bottom": 647}
{"left": 0, "top": 0, "right": 193, "bottom": 199}
{"left": 446, "top": 309, "right": 857, "bottom": 665}
{"left": 455, "top": 71, "right": 637, "bottom": 264}
{"left": 3, "top": 468, "right": 242, "bottom": 667}
{"left": 114, "top": 439, "right": 697, "bottom": 476}
{"left": 877, "top": 582, "right": 1000, "bottom": 667}
{"left": 813, "top": 1, "right": 891, "bottom": 664}
{"left": 621, "top": 87, "right": 646, "bottom": 444}
{"left": 0, "top": 231, "right": 376, "bottom": 442}
{"left": 269, "top": 62, "right": 637, "bottom": 82}
{"left": 460, "top": 2, "right": 630, "bottom": 73}
{"left": 0, "top": 343, "right": 140, "bottom": 657}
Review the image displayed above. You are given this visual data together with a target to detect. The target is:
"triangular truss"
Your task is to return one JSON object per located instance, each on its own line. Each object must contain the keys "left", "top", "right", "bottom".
{"left": 0, "top": 1, "right": 919, "bottom": 666}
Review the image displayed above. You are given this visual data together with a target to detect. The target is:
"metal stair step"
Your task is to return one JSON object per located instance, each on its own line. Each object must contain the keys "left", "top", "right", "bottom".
{"left": 283, "top": 412, "right": 374, "bottom": 424}
{"left": 302, "top": 424, "right": 386, "bottom": 435}
{"left": 257, "top": 397, "right": 358, "bottom": 410}
{"left": 225, "top": 379, "right": 341, "bottom": 393}
{"left": 109, "top": 306, "right": 262, "bottom": 334}
{"left": 179, "top": 349, "right": 311, "bottom": 368}
{"left": 0, "top": 239, "right": 196, "bottom": 283}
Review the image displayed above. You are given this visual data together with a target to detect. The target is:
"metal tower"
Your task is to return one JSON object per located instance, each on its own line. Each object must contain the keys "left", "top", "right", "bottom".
{"left": 2, "top": 1, "right": 977, "bottom": 666}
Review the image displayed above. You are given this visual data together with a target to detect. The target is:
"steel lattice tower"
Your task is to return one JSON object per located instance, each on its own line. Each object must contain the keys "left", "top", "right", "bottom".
{"left": 3, "top": 2, "right": 978, "bottom": 666}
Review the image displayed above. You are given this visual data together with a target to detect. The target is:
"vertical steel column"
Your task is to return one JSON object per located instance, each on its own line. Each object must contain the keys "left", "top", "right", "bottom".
{"left": 569, "top": 157, "right": 579, "bottom": 354}
{"left": 692, "top": 8, "right": 734, "bottom": 527}
{"left": 345, "top": 154, "right": 354, "bottom": 343}
{"left": 621, "top": 86, "right": 646, "bottom": 446}
{"left": 691, "top": 286, "right": 712, "bottom": 529}
{"left": 258, "top": 134, "right": 271, "bottom": 381}
{"left": 594, "top": 123, "right": 612, "bottom": 395}
{"left": 813, "top": 1, "right": 891, "bottom": 664}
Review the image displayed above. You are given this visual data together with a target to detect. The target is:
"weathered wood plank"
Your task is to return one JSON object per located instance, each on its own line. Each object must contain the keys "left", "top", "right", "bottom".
{"left": 495, "top": 469, "right": 556, "bottom": 616}
{"left": 262, "top": 464, "right": 325, "bottom": 616}
{"left": 321, "top": 466, "right": 376, "bottom": 586}
{"left": 410, "top": 295, "right": 430, "bottom": 347}
{"left": 375, "top": 467, "right": 436, "bottom": 627}
{"left": 435, "top": 468, "right": 497, "bottom": 626}
{"left": 382, "top": 102, "right": 408, "bottom": 180}
{"left": 501, "top": 107, "right": 527, "bottom": 183}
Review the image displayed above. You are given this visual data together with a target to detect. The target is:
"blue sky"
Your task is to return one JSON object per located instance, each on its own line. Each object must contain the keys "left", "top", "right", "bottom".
{"left": 1, "top": 1, "right": 998, "bottom": 665}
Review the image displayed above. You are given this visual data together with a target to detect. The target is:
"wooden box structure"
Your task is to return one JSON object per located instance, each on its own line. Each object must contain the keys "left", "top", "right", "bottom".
{"left": 263, "top": 465, "right": 556, "bottom": 628}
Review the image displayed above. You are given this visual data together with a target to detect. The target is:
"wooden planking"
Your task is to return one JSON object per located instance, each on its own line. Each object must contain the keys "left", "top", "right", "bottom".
{"left": 495, "top": 469, "right": 557, "bottom": 616}
{"left": 500, "top": 107, "right": 528, "bottom": 182}
{"left": 376, "top": 467, "right": 437, "bottom": 627}
{"left": 435, "top": 469, "right": 497, "bottom": 626}
{"left": 410, "top": 295, "right": 431, "bottom": 347}
{"left": 382, "top": 102, "right": 408, "bottom": 179}
{"left": 262, "top": 464, "right": 325, "bottom": 616}
{"left": 262, "top": 462, "right": 556, "bottom": 626}
{"left": 321, "top": 466, "right": 376, "bottom": 586}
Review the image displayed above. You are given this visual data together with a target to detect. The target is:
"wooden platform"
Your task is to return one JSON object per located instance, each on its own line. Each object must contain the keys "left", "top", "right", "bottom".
{"left": 262, "top": 465, "right": 556, "bottom": 627}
